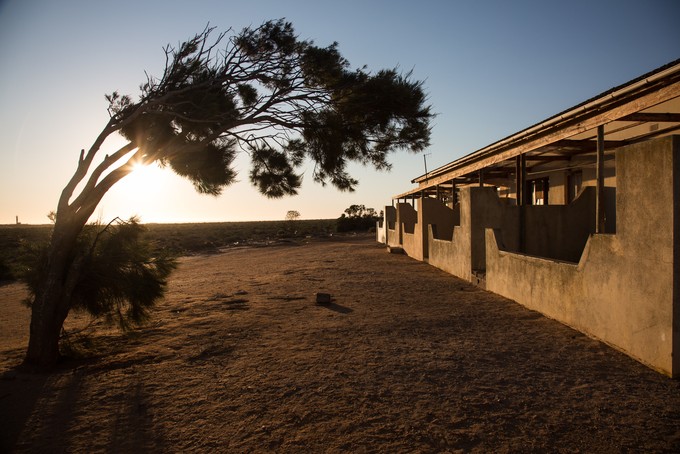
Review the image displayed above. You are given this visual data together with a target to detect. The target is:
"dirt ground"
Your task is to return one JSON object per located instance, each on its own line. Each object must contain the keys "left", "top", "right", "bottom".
{"left": 1, "top": 234, "right": 679, "bottom": 453}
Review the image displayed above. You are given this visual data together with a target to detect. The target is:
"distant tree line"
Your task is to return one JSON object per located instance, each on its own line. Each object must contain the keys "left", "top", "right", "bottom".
{"left": 336, "top": 204, "right": 382, "bottom": 232}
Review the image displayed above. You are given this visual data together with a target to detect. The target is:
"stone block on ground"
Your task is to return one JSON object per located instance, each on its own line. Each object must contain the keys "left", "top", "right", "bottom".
{"left": 316, "top": 292, "right": 332, "bottom": 304}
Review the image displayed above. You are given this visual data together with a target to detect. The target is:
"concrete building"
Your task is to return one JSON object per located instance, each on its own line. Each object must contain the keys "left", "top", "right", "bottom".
{"left": 378, "top": 60, "right": 680, "bottom": 377}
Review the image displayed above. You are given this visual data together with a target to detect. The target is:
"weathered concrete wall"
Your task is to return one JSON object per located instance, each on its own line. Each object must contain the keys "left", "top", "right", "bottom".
{"left": 386, "top": 226, "right": 399, "bottom": 248}
{"left": 428, "top": 203, "right": 460, "bottom": 242}
{"left": 419, "top": 184, "right": 597, "bottom": 274}
{"left": 385, "top": 205, "right": 396, "bottom": 230}
{"left": 402, "top": 230, "right": 420, "bottom": 260}
{"left": 582, "top": 164, "right": 617, "bottom": 233}
{"left": 548, "top": 171, "right": 567, "bottom": 205}
{"left": 377, "top": 205, "right": 396, "bottom": 244}
{"left": 376, "top": 220, "right": 385, "bottom": 244}
{"left": 398, "top": 203, "right": 421, "bottom": 259}
{"left": 388, "top": 203, "right": 414, "bottom": 249}
{"left": 429, "top": 223, "right": 470, "bottom": 279}
{"left": 426, "top": 199, "right": 469, "bottom": 279}
{"left": 427, "top": 188, "right": 520, "bottom": 280}
{"left": 485, "top": 136, "right": 679, "bottom": 376}
{"left": 396, "top": 198, "right": 457, "bottom": 261}
{"left": 399, "top": 202, "right": 417, "bottom": 234}
{"left": 524, "top": 187, "right": 596, "bottom": 263}
{"left": 419, "top": 197, "right": 458, "bottom": 260}
{"left": 469, "top": 188, "right": 520, "bottom": 271}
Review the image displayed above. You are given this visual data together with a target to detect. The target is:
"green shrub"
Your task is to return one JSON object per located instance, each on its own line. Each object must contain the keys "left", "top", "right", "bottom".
{"left": 22, "top": 218, "right": 177, "bottom": 330}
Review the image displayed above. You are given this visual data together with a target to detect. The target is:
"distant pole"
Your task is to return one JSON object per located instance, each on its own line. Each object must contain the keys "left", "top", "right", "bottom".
{"left": 423, "top": 153, "right": 431, "bottom": 181}
{"left": 15, "top": 215, "right": 19, "bottom": 225}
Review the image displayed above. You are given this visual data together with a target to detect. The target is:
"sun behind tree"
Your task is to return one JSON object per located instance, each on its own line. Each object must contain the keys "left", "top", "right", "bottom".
{"left": 24, "top": 19, "right": 433, "bottom": 369}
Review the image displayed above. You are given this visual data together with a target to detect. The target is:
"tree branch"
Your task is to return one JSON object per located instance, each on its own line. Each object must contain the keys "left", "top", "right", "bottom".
{"left": 68, "top": 141, "right": 138, "bottom": 214}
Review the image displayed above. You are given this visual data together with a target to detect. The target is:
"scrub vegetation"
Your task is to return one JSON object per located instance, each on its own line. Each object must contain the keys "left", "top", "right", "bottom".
{"left": 0, "top": 218, "right": 337, "bottom": 283}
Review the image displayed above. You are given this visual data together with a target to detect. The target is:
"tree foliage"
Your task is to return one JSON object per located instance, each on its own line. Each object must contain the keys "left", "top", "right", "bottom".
{"left": 85, "top": 19, "right": 432, "bottom": 215}
{"left": 285, "top": 210, "right": 301, "bottom": 221}
{"left": 23, "top": 218, "right": 176, "bottom": 331}
{"left": 336, "top": 204, "right": 381, "bottom": 232}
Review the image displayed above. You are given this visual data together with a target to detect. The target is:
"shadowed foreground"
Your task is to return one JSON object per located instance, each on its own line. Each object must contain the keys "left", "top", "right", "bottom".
{"left": 2, "top": 234, "right": 679, "bottom": 452}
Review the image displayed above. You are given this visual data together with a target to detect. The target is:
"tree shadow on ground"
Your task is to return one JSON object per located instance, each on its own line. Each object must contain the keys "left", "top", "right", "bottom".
{"left": 0, "top": 363, "right": 49, "bottom": 452}
{"left": 0, "top": 338, "right": 171, "bottom": 452}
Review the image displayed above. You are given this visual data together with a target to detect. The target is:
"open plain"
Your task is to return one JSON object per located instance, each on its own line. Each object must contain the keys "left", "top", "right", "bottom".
{"left": 2, "top": 234, "right": 680, "bottom": 452}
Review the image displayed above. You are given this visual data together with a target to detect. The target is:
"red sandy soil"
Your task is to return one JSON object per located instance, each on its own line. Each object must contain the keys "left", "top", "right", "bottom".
{"left": 1, "top": 234, "right": 680, "bottom": 452}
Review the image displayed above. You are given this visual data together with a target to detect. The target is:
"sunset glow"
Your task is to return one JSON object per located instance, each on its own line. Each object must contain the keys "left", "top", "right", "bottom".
{"left": 129, "top": 161, "right": 160, "bottom": 180}
{"left": 120, "top": 161, "right": 168, "bottom": 198}
{"left": 1, "top": 1, "right": 678, "bottom": 225}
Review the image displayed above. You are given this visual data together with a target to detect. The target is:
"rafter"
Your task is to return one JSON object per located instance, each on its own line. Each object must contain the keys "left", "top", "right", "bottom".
{"left": 619, "top": 112, "right": 680, "bottom": 122}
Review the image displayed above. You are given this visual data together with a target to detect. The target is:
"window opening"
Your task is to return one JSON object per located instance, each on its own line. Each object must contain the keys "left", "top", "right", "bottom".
{"left": 567, "top": 171, "right": 583, "bottom": 203}
{"left": 528, "top": 177, "right": 549, "bottom": 205}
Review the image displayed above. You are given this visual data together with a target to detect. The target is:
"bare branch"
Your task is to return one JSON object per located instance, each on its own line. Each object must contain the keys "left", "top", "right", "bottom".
{"left": 68, "top": 141, "right": 137, "bottom": 214}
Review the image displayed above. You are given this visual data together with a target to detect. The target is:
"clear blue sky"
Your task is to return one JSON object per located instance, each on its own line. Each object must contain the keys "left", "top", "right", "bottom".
{"left": 1, "top": 0, "right": 678, "bottom": 224}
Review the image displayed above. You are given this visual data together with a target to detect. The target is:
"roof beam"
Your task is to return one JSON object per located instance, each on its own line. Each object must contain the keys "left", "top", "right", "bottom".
{"left": 409, "top": 79, "right": 680, "bottom": 190}
{"left": 549, "top": 139, "right": 627, "bottom": 151}
{"left": 619, "top": 112, "right": 680, "bottom": 122}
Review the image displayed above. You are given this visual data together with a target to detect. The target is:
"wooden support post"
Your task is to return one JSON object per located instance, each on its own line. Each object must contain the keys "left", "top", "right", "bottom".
{"left": 515, "top": 158, "right": 520, "bottom": 204}
{"left": 515, "top": 156, "right": 523, "bottom": 206}
{"left": 596, "top": 125, "right": 606, "bottom": 233}
{"left": 436, "top": 185, "right": 441, "bottom": 201}
{"left": 478, "top": 170, "right": 484, "bottom": 187}
{"left": 516, "top": 155, "right": 526, "bottom": 252}
{"left": 451, "top": 180, "right": 457, "bottom": 206}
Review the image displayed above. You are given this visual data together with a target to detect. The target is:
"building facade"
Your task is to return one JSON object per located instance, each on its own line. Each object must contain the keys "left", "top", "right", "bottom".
{"left": 378, "top": 60, "right": 680, "bottom": 376}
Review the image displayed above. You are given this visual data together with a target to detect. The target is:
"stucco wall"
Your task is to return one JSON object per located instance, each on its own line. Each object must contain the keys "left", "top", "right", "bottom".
{"left": 422, "top": 183, "right": 599, "bottom": 276}
{"left": 469, "top": 188, "right": 520, "bottom": 271}
{"left": 582, "top": 164, "right": 617, "bottom": 233}
{"left": 548, "top": 171, "right": 567, "bottom": 205}
{"left": 427, "top": 188, "right": 520, "bottom": 280}
{"left": 485, "top": 136, "right": 679, "bottom": 376}
{"left": 386, "top": 227, "right": 398, "bottom": 248}
{"left": 376, "top": 222, "right": 386, "bottom": 244}
{"left": 398, "top": 203, "right": 421, "bottom": 259}
{"left": 523, "top": 187, "right": 596, "bottom": 263}
{"left": 388, "top": 203, "right": 415, "bottom": 249}
{"left": 377, "top": 205, "right": 396, "bottom": 244}
{"left": 419, "top": 197, "right": 458, "bottom": 260}
{"left": 429, "top": 224, "right": 471, "bottom": 279}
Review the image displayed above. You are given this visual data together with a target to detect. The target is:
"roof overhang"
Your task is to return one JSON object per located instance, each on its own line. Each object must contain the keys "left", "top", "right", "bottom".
{"left": 394, "top": 59, "right": 680, "bottom": 200}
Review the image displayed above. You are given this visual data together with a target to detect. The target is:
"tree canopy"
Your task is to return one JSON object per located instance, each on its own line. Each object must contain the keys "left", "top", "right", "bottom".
{"left": 65, "top": 19, "right": 432, "bottom": 223}
{"left": 285, "top": 210, "right": 301, "bottom": 221}
{"left": 24, "top": 19, "right": 433, "bottom": 370}
{"left": 336, "top": 204, "right": 381, "bottom": 232}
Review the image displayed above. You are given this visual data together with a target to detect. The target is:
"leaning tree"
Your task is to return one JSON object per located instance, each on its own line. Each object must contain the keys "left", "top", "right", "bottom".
{"left": 24, "top": 19, "right": 432, "bottom": 369}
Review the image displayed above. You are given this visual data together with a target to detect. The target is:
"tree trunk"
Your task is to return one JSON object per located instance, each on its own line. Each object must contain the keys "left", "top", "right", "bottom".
{"left": 23, "top": 219, "right": 82, "bottom": 370}
{"left": 24, "top": 284, "right": 70, "bottom": 369}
